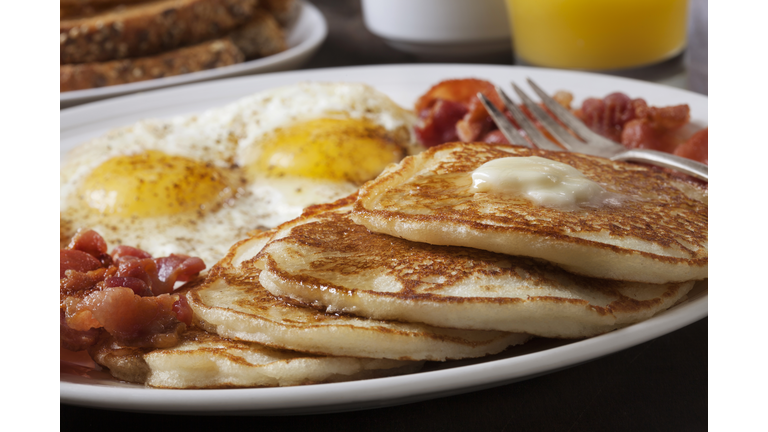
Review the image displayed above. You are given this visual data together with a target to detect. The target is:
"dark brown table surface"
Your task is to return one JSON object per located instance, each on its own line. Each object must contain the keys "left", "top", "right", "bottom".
{"left": 61, "top": 1, "right": 707, "bottom": 430}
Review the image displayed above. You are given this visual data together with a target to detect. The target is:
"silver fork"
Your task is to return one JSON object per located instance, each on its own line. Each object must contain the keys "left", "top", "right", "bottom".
{"left": 477, "top": 78, "right": 708, "bottom": 181}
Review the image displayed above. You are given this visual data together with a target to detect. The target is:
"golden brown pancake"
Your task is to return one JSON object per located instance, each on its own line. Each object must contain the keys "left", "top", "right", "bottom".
{"left": 254, "top": 196, "right": 696, "bottom": 338}
{"left": 89, "top": 327, "right": 423, "bottom": 389}
{"left": 187, "top": 229, "right": 531, "bottom": 361}
{"left": 351, "top": 142, "right": 707, "bottom": 283}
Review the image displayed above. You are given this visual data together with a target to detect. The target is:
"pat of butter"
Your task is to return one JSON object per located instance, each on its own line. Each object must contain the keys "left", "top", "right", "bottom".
{"left": 471, "top": 156, "right": 608, "bottom": 208}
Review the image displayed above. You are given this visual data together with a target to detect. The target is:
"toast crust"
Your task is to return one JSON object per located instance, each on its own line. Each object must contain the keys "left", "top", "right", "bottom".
{"left": 60, "top": 7, "right": 288, "bottom": 92}
{"left": 60, "top": 0, "right": 257, "bottom": 64}
{"left": 229, "top": 8, "right": 287, "bottom": 59}
{"left": 60, "top": 38, "right": 244, "bottom": 92}
{"left": 260, "top": 0, "right": 299, "bottom": 26}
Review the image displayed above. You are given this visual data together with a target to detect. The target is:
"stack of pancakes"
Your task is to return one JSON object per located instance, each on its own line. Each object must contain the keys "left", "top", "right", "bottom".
{"left": 91, "top": 143, "right": 707, "bottom": 388}
{"left": 60, "top": 0, "right": 296, "bottom": 91}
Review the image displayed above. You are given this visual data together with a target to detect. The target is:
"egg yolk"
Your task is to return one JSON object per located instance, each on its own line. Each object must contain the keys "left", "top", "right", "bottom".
{"left": 249, "top": 118, "right": 406, "bottom": 184}
{"left": 80, "top": 150, "right": 231, "bottom": 217}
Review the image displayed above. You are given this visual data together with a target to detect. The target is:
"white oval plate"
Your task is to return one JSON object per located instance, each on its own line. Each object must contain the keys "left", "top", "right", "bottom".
{"left": 60, "top": 64, "right": 708, "bottom": 415}
{"left": 59, "top": 1, "right": 327, "bottom": 109}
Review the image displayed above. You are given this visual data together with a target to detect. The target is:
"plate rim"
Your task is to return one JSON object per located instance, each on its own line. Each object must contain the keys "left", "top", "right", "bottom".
{"left": 61, "top": 63, "right": 708, "bottom": 133}
{"left": 61, "top": 293, "right": 707, "bottom": 414}
{"left": 60, "top": 63, "right": 708, "bottom": 415}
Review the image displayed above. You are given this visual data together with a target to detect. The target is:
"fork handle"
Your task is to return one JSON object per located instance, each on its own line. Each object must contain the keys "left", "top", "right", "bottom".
{"left": 611, "top": 149, "right": 708, "bottom": 182}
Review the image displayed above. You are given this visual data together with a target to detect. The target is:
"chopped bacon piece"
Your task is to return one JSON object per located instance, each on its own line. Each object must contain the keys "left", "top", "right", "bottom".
{"left": 412, "top": 81, "right": 706, "bottom": 164}
{"left": 114, "top": 258, "right": 161, "bottom": 295}
{"left": 482, "top": 130, "right": 510, "bottom": 144}
{"left": 105, "top": 276, "right": 152, "bottom": 296}
{"left": 577, "top": 92, "right": 691, "bottom": 152}
{"left": 578, "top": 93, "right": 638, "bottom": 142}
{"left": 156, "top": 255, "right": 207, "bottom": 285}
{"left": 60, "top": 249, "right": 102, "bottom": 278}
{"left": 633, "top": 100, "right": 690, "bottom": 130}
{"left": 60, "top": 309, "right": 102, "bottom": 352}
{"left": 415, "top": 99, "right": 468, "bottom": 147}
{"left": 67, "top": 288, "right": 187, "bottom": 348}
{"left": 415, "top": 79, "right": 504, "bottom": 147}
{"left": 415, "top": 78, "right": 499, "bottom": 113}
{"left": 456, "top": 97, "right": 496, "bottom": 142}
{"left": 620, "top": 110, "right": 691, "bottom": 154}
{"left": 620, "top": 119, "right": 674, "bottom": 152}
{"left": 552, "top": 91, "right": 574, "bottom": 109}
{"left": 111, "top": 245, "right": 152, "bottom": 262}
{"left": 60, "top": 267, "right": 113, "bottom": 296}
{"left": 68, "top": 229, "right": 108, "bottom": 256}
{"left": 173, "top": 296, "right": 194, "bottom": 326}
{"left": 673, "top": 128, "right": 708, "bottom": 164}
{"left": 60, "top": 230, "right": 205, "bottom": 350}
{"left": 67, "top": 229, "right": 112, "bottom": 267}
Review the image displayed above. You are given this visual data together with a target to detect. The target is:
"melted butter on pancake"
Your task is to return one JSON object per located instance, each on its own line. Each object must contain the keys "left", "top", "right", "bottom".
{"left": 352, "top": 143, "right": 708, "bottom": 283}
{"left": 471, "top": 156, "right": 619, "bottom": 210}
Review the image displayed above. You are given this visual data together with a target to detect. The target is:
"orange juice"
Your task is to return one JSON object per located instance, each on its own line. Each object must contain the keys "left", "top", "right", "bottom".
{"left": 505, "top": 0, "right": 688, "bottom": 70}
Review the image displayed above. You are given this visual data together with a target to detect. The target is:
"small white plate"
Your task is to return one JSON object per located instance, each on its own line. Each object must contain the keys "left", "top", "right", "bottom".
{"left": 59, "top": 1, "right": 327, "bottom": 109}
{"left": 60, "top": 64, "right": 708, "bottom": 415}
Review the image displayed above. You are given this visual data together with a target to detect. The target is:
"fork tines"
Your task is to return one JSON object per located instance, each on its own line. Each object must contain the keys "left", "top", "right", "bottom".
{"left": 521, "top": 79, "right": 620, "bottom": 150}
{"left": 482, "top": 79, "right": 709, "bottom": 181}
{"left": 477, "top": 87, "right": 565, "bottom": 151}
{"left": 480, "top": 79, "right": 621, "bottom": 153}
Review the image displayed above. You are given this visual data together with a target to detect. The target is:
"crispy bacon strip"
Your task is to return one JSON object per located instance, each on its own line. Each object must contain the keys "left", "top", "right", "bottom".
{"left": 576, "top": 92, "right": 693, "bottom": 155}
{"left": 60, "top": 249, "right": 102, "bottom": 278}
{"left": 67, "top": 228, "right": 107, "bottom": 256}
{"left": 576, "top": 93, "right": 638, "bottom": 142}
{"left": 112, "top": 245, "right": 152, "bottom": 261}
{"left": 67, "top": 227, "right": 113, "bottom": 266}
{"left": 413, "top": 79, "right": 706, "bottom": 164}
{"left": 60, "top": 229, "right": 204, "bottom": 350}
{"left": 415, "top": 99, "right": 467, "bottom": 146}
{"left": 156, "top": 255, "right": 206, "bottom": 290}
{"left": 64, "top": 288, "right": 187, "bottom": 348}
{"left": 415, "top": 79, "right": 505, "bottom": 147}
{"left": 60, "top": 309, "right": 101, "bottom": 352}
{"left": 673, "top": 128, "right": 708, "bottom": 164}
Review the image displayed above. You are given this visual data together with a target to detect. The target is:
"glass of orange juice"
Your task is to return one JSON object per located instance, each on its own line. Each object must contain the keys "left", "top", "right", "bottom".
{"left": 505, "top": 0, "right": 688, "bottom": 70}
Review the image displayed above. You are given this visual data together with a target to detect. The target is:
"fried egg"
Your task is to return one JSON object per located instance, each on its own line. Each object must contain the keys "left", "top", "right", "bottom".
{"left": 60, "top": 82, "right": 419, "bottom": 266}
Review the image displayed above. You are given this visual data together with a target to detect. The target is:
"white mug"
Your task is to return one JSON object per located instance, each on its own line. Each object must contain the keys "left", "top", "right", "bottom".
{"left": 361, "top": 0, "right": 511, "bottom": 59}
